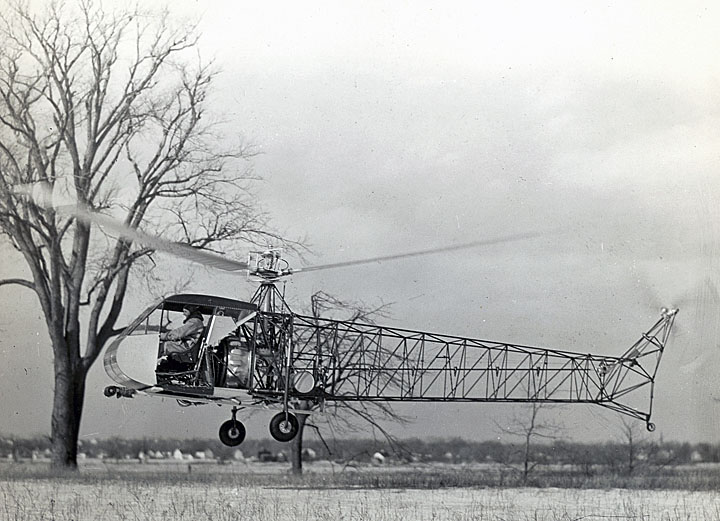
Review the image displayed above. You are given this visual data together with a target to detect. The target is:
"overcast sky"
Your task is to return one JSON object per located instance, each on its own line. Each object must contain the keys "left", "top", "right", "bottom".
{"left": 1, "top": 1, "right": 719, "bottom": 444}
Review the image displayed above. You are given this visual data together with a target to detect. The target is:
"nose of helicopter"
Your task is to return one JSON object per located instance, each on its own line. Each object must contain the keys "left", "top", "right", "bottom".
{"left": 105, "top": 334, "right": 159, "bottom": 388}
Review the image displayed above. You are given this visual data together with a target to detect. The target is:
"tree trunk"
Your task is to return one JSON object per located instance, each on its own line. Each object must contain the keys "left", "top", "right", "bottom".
{"left": 50, "top": 350, "right": 86, "bottom": 469}
{"left": 523, "top": 433, "right": 531, "bottom": 482}
{"left": 289, "top": 400, "right": 312, "bottom": 475}
{"left": 627, "top": 438, "right": 635, "bottom": 476}
{"left": 290, "top": 414, "right": 307, "bottom": 475}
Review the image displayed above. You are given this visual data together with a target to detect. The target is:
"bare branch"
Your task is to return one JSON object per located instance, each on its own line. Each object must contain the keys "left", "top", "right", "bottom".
{"left": 291, "top": 292, "right": 408, "bottom": 469}
{"left": 0, "top": 277, "right": 35, "bottom": 291}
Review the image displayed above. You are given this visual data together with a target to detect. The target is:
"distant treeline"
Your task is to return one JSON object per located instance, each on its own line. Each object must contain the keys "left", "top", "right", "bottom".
{"left": 2, "top": 436, "right": 719, "bottom": 467}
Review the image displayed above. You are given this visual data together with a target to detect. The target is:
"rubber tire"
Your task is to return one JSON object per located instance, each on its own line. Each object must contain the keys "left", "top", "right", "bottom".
{"left": 219, "top": 419, "right": 246, "bottom": 447}
{"left": 269, "top": 412, "right": 299, "bottom": 442}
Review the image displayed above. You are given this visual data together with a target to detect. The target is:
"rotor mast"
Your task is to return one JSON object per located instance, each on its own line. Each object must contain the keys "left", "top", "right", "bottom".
{"left": 248, "top": 249, "right": 293, "bottom": 314}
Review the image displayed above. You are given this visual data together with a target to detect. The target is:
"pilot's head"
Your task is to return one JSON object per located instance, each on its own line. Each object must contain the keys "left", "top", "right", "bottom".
{"left": 182, "top": 305, "right": 200, "bottom": 319}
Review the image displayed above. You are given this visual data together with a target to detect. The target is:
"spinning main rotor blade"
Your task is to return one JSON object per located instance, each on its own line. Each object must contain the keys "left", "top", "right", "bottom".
{"left": 15, "top": 182, "right": 550, "bottom": 277}
{"left": 295, "top": 231, "right": 548, "bottom": 273}
{"left": 81, "top": 210, "right": 250, "bottom": 272}
{"left": 13, "top": 183, "right": 249, "bottom": 273}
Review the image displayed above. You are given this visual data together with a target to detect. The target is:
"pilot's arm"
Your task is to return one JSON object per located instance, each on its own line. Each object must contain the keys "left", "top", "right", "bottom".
{"left": 162, "top": 321, "right": 200, "bottom": 341}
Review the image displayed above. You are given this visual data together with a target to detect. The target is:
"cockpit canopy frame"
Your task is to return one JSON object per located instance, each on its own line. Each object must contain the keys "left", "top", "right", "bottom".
{"left": 161, "top": 293, "right": 257, "bottom": 319}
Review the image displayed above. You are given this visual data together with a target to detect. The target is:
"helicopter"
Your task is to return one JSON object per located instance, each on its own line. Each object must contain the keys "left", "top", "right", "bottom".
{"left": 16, "top": 184, "right": 679, "bottom": 446}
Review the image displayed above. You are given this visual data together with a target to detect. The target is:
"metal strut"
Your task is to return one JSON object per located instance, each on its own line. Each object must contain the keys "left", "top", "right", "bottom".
{"left": 250, "top": 281, "right": 295, "bottom": 416}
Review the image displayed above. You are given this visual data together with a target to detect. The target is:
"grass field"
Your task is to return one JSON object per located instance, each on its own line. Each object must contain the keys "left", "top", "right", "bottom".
{"left": 1, "top": 461, "right": 719, "bottom": 520}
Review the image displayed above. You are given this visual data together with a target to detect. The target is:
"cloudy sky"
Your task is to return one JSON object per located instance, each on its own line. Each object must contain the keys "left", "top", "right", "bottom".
{"left": 1, "top": 1, "right": 719, "bottom": 444}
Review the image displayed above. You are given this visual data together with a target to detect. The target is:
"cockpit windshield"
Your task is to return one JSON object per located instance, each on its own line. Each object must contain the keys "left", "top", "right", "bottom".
{"left": 125, "top": 304, "right": 164, "bottom": 337}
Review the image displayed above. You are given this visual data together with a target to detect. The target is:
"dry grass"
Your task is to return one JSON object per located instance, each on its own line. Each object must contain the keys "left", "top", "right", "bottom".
{"left": 1, "top": 477, "right": 719, "bottom": 521}
{"left": 2, "top": 459, "right": 720, "bottom": 491}
{"left": 1, "top": 462, "right": 720, "bottom": 520}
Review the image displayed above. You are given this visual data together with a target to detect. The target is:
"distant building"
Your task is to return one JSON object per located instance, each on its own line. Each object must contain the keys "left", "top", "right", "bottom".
{"left": 302, "top": 448, "right": 317, "bottom": 460}
{"left": 258, "top": 449, "right": 275, "bottom": 462}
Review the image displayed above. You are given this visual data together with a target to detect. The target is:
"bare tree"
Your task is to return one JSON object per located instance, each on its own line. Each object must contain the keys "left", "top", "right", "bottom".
{"left": 0, "top": 1, "right": 281, "bottom": 468}
{"left": 288, "top": 291, "right": 410, "bottom": 475}
{"left": 619, "top": 418, "right": 639, "bottom": 475}
{"left": 617, "top": 416, "right": 657, "bottom": 475}
{"left": 496, "top": 402, "right": 563, "bottom": 482}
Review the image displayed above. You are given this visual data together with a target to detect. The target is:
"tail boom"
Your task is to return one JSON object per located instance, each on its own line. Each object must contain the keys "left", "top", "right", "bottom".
{"left": 287, "top": 309, "right": 678, "bottom": 430}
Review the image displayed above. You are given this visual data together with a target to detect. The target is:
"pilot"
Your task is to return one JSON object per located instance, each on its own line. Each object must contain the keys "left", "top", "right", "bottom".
{"left": 158, "top": 305, "right": 205, "bottom": 363}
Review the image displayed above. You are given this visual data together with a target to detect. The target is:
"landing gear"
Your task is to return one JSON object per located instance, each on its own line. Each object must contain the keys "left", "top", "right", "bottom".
{"left": 646, "top": 422, "right": 656, "bottom": 432}
{"left": 219, "top": 419, "right": 246, "bottom": 446}
{"left": 219, "top": 407, "right": 246, "bottom": 447}
{"left": 269, "top": 411, "right": 299, "bottom": 442}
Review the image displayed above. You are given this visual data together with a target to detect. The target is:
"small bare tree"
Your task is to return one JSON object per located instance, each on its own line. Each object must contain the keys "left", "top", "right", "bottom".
{"left": 617, "top": 416, "right": 658, "bottom": 475}
{"left": 619, "top": 418, "right": 640, "bottom": 475}
{"left": 288, "top": 291, "right": 410, "bottom": 475}
{"left": 496, "top": 402, "right": 563, "bottom": 482}
{"left": 0, "top": 1, "right": 281, "bottom": 468}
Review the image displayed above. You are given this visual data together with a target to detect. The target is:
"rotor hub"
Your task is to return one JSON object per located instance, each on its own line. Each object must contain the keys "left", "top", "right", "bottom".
{"left": 247, "top": 249, "right": 292, "bottom": 280}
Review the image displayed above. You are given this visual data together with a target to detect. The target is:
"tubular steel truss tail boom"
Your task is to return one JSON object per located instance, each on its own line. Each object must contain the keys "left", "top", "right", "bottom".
{"left": 277, "top": 308, "right": 677, "bottom": 430}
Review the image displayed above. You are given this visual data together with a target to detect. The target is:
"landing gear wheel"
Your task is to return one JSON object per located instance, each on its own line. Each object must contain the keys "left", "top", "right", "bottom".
{"left": 103, "top": 386, "right": 117, "bottom": 397}
{"left": 269, "top": 412, "right": 299, "bottom": 442}
{"left": 219, "top": 419, "right": 246, "bottom": 446}
{"left": 646, "top": 422, "right": 656, "bottom": 432}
